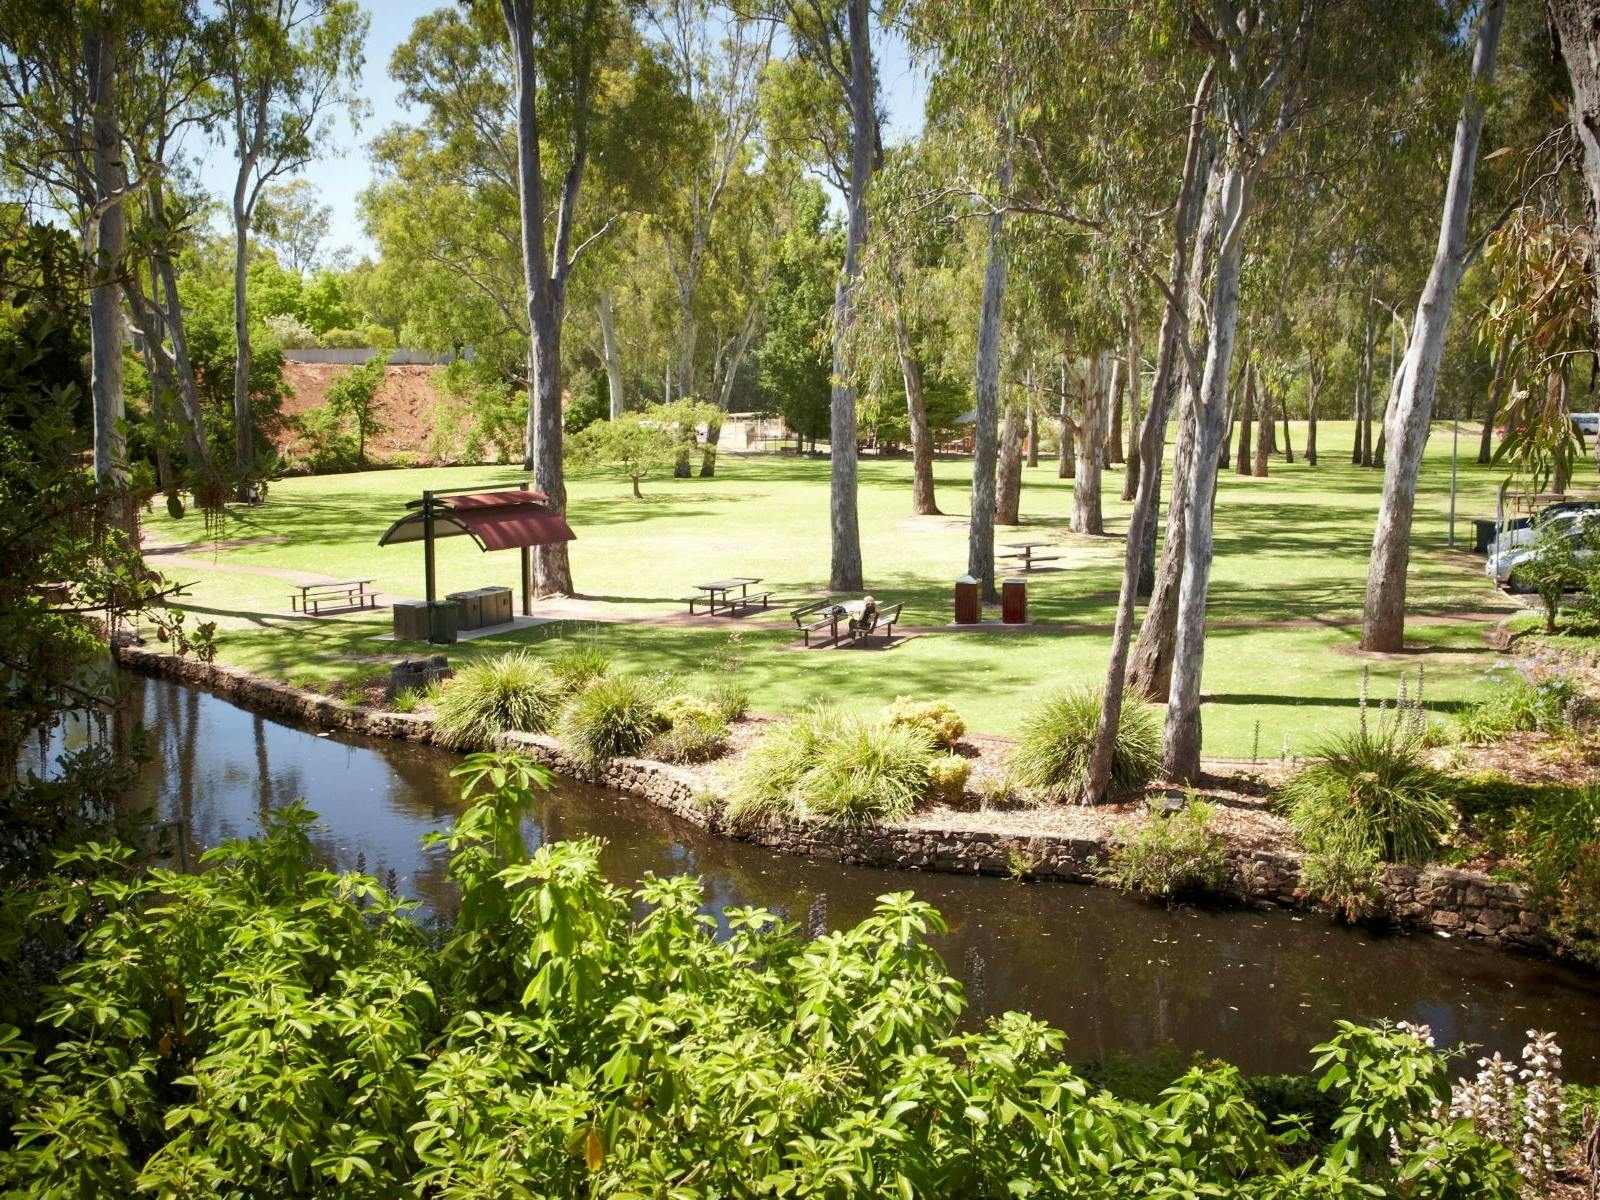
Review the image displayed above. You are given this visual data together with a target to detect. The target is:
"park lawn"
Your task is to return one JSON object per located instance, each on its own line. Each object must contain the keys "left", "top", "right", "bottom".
{"left": 141, "top": 419, "right": 1523, "bottom": 757}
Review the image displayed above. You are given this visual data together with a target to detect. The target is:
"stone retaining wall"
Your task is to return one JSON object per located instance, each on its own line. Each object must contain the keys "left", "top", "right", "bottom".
{"left": 111, "top": 642, "right": 1551, "bottom": 955}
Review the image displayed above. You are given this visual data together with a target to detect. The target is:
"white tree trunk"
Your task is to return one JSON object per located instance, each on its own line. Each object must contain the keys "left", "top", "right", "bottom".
{"left": 828, "top": 0, "right": 874, "bottom": 592}
{"left": 1163, "top": 155, "right": 1252, "bottom": 783}
{"left": 1072, "top": 354, "right": 1105, "bottom": 534}
{"left": 1361, "top": 0, "right": 1505, "bottom": 652}
{"left": 599, "top": 290, "right": 625, "bottom": 419}
{"left": 86, "top": 22, "right": 127, "bottom": 524}
{"left": 969, "top": 154, "right": 1009, "bottom": 600}
{"left": 995, "top": 400, "right": 1025, "bottom": 526}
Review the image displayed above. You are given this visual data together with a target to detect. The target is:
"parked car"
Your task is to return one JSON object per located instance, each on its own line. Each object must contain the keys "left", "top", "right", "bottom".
{"left": 1486, "top": 508, "right": 1600, "bottom": 590}
{"left": 1573, "top": 412, "right": 1600, "bottom": 438}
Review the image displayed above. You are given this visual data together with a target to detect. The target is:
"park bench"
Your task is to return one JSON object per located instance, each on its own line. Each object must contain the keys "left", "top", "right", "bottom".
{"left": 291, "top": 579, "right": 379, "bottom": 615}
{"left": 803, "top": 605, "right": 848, "bottom": 646}
{"left": 848, "top": 601, "right": 903, "bottom": 645}
{"left": 790, "top": 598, "right": 836, "bottom": 628}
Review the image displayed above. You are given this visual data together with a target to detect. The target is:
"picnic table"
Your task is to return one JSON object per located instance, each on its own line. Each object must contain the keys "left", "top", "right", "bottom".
{"left": 688, "top": 576, "right": 772, "bottom": 616}
{"left": 795, "top": 598, "right": 904, "bottom": 647}
{"left": 999, "top": 541, "right": 1061, "bottom": 571}
{"left": 290, "top": 579, "right": 379, "bottom": 615}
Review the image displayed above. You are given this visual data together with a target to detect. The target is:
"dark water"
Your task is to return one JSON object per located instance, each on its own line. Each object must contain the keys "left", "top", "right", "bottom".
{"left": 49, "top": 674, "right": 1600, "bottom": 1082}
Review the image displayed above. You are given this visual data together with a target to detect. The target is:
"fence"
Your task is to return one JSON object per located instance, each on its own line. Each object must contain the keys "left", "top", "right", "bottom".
{"left": 281, "top": 347, "right": 469, "bottom": 366}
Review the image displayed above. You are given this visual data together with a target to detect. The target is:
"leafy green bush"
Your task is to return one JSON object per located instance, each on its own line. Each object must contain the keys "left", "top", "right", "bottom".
{"left": 1297, "top": 838, "right": 1383, "bottom": 923}
{"left": 0, "top": 762, "right": 1530, "bottom": 1198}
{"left": 1100, "top": 801, "right": 1229, "bottom": 899}
{"left": 703, "top": 675, "right": 751, "bottom": 722}
{"left": 549, "top": 643, "right": 611, "bottom": 694}
{"left": 1282, "top": 729, "right": 1453, "bottom": 865}
{"left": 1455, "top": 673, "right": 1583, "bottom": 743}
{"left": 882, "top": 697, "right": 966, "bottom": 749}
{"left": 557, "top": 674, "right": 668, "bottom": 766}
{"left": 926, "top": 755, "right": 971, "bottom": 805}
{"left": 293, "top": 401, "right": 359, "bottom": 472}
{"left": 647, "top": 694, "right": 729, "bottom": 764}
{"left": 433, "top": 651, "right": 563, "bottom": 748}
{"left": 1010, "top": 687, "right": 1161, "bottom": 802}
{"left": 728, "top": 706, "right": 938, "bottom": 826}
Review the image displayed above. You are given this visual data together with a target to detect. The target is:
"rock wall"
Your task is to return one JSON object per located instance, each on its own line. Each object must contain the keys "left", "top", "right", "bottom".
{"left": 112, "top": 643, "right": 1552, "bottom": 955}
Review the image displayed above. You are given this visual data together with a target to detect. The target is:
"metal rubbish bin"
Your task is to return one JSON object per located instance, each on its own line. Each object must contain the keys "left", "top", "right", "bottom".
{"left": 953, "top": 574, "right": 980, "bottom": 625}
{"left": 1002, "top": 578, "right": 1027, "bottom": 625}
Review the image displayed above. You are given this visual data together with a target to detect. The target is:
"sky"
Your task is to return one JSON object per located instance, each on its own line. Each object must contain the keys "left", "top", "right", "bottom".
{"left": 195, "top": 1, "right": 930, "bottom": 265}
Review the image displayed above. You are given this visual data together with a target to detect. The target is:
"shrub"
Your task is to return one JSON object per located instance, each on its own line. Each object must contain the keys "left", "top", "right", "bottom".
{"left": 926, "top": 755, "right": 971, "bottom": 805}
{"left": 433, "top": 652, "right": 563, "bottom": 748}
{"left": 390, "top": 687, "right": 424, "bottom": 715}
{"left": 883, "top": 697, "right": 966, "bottom": 748}
{"left": 704, "top": 675, "right": 751, "bottom": 722}
{"left": 648, "top": 694, "right": 729, "bottom": 764}
{"left": 293, "top": 402, "right": 358, "bottom": 472}
{"left": 1455, "top": 673, "right": 1584, "bottom": 743}
{"left": 1297, "top": 838, "right": 1383, "bottom": 923}
{"left": 1100, "top": 801, "right": 1229, "bottom": 899}
{"left": 549, "top": 643, "right": 611, "bottom": 694}
{"left": 558, "top": 673, "right": 668, "bottom": 766}
{"left": 727, "top": 706, "right": 937, "bottom": 827}
{"left": 1281, "top": 729, "right": 1453, "bottom": 865}
{"left": 1010, "top": 687, "right": 1161, "bottom": 802}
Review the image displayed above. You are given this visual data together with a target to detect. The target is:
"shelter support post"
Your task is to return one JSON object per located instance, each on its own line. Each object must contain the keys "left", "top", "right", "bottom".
{"left": 521, "top": 545, "right": 532, "bottom": 616}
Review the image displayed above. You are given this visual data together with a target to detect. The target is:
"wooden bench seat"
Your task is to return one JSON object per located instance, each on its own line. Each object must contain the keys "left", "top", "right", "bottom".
{"left": 849, "top": 602, "right": 903, "bottom": 644}
{"left": 292, "top": 579, "right": 378, "bottom": 615}
{"left": 791, "top": 598, "right": 835, "bottom": 627}
{"left": 803, "top": 609, "right": 847, "bottom": 646}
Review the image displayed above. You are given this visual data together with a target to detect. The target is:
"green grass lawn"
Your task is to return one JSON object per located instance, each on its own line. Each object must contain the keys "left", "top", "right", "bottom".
{"left": 141, "top": 419, "right": 1525, "bottom": 757}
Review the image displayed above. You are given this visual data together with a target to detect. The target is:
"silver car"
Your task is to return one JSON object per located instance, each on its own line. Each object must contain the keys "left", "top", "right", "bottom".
{"left": 1486, "top": 508, "right": 1600, "bottom": 589}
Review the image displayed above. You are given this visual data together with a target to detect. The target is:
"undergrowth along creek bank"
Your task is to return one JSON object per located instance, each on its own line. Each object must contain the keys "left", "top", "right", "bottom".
{"left": 111, "top": 640, "right": 1565, "bottom": 959}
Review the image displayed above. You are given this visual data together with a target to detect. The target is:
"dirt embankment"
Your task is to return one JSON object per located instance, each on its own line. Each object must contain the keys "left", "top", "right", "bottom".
{"left": 275, "top": 362, "right": 449, "bottom": 463}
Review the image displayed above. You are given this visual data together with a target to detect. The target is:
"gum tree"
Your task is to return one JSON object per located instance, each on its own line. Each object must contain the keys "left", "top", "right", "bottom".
{"left": 211, "top": 0, "right": 367, "bottom": 486}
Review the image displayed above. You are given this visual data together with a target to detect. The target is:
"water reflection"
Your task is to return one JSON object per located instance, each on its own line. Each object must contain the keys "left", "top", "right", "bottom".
{"left": 46, "top": 674, "right": 1600, "bottom": 1081}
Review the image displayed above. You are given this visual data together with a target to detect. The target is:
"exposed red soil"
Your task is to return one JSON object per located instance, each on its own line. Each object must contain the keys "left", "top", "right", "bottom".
{"left": 275, "top": 362, "right": 449, "bottom": 463}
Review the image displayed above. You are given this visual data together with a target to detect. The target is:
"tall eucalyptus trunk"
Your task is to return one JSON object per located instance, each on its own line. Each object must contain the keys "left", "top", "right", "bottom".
{"left": 229, "top": 180, "right": 254, "bottom": 483}
{"left": 1234, "top": 362, "right": 1254, "bottom": 475}
{"left": 968, "top": 145, "right": 1010, "bottom": 601}
{"left": 1072, "top": 354, "right": 1105, "bottom": 534}
{"left": 1163, "top": 148, "right": 1253, "bottom": 783}
{"left": 1280, "top": 390, "right": 1294, "bottom": 463}
{"left": 1106, "top": 357, "right": 1125, "bottom": 465}
{"left": 828, "top": 0, "right": 875, "bottom": 592}
{"left": 1549, "top": 0, "right": 1600, "bottom": 322}
{"left": 1026, "top": 400, "right": 1038, "bottom": 469}
{"left": 1253, "top": 370, "right": 1271, "bottom": 477}
{"left": 86, "top": 22, "right": 129, "bottom": 527}
{"left": 1361, "top": 0, "right": 1505, "bottom": 652}
{"left": 1478, "top": 330, "right": 1512, "bottom": 465}
{"left": 1122, "top": 312, "right": 1142, "bottom": 501}
{"left": 893, "top": 292, "right": 939, "bottom": 514}
{"left": 599, "top": 290, "right": 624, "bottom": 420}
{"left": 1081, "top": 68, "right": 1211, "bottom": 802}
{"left": 995, "top": 400, "right": 1026, "bottom": 525}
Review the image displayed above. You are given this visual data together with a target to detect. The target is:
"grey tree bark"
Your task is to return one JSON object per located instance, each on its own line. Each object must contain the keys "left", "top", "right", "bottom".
{"left": 1253, "top": 369, "right": 1271, "bottom": 477}
{"left": 968, "top": 147, "right": 1010, "bottom": 601}
{"left": 599, "top": 290, "right": 625, "bottom": 420}
{"left": 1106, "top": 357, "right": 1125, "bottom": 465}
{"left": 828, "top": 0, "right": 875, "bottom": 592}
{"left": 1479, "top": 330, "right": 1512, "bottom": 465}
{"left": 1549, "top": 0, "right": 1600, "bottom": 321}
{"left": 1361, "top": 0, "right": 1505, "bottom": 652}
{"left": 1280, "top": 389, "right": 1294, "bottom": 464}
{"left": 1234, "top": 362, "right": 1254, "bottom": 475}
{"left": 1072, "top": 354, "right": 1105, "bottom": 534}
{"left": 995, "top": 401, "right": 1026, "bottom": 526}
{"left": 1122, "top": 310, "right": 1142, "bottom": 501}
{"left": 86, "top": 22, "right": 128, "bottom": 524}
{"left": 503, "top": 0, "right": 590, "bottom": 596}
{"left": 1081, "top": 67, "right": 1212, "bottom": 803}
{"left": 893, "top": 294, "right": 939, "bottom": 514}
{"left": 1026, "top": 400, "right": 1039, "bottom": 469}
{"left": 1163, "top": 149, "right": 1255, "bottom": 783}
{"left": 1057, "top": 358, "right": 1077, "bottom": 479}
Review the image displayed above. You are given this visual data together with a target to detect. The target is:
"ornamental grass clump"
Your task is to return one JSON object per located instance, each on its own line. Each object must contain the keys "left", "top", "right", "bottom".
{"left": 1010, "top": 687, "right": 1161, "bottom": 802}
{"left": 1282, "top": 728, "right": 1453, "bottom": 865}
{"left": 548, "top": 643, "right": 611, "bottom": 694}
{"left": 1455, "top": 673, "right": 1583, "bottom": 744}
{"left": 432, "top": 651, "right": 563, "bottom": 749}
{"left": 727, "top": 705, "right": 938, "bottom": 827}
{"left": 557, "top": 673, "right": 668, "bottom": 767}
{"left": 647, "top": 694, "right": 729, "bottom": 764}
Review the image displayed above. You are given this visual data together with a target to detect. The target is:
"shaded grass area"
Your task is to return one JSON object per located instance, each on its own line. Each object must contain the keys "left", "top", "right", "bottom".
{"left": 142, "top": 421, "right": 1523, "bottom": 757}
